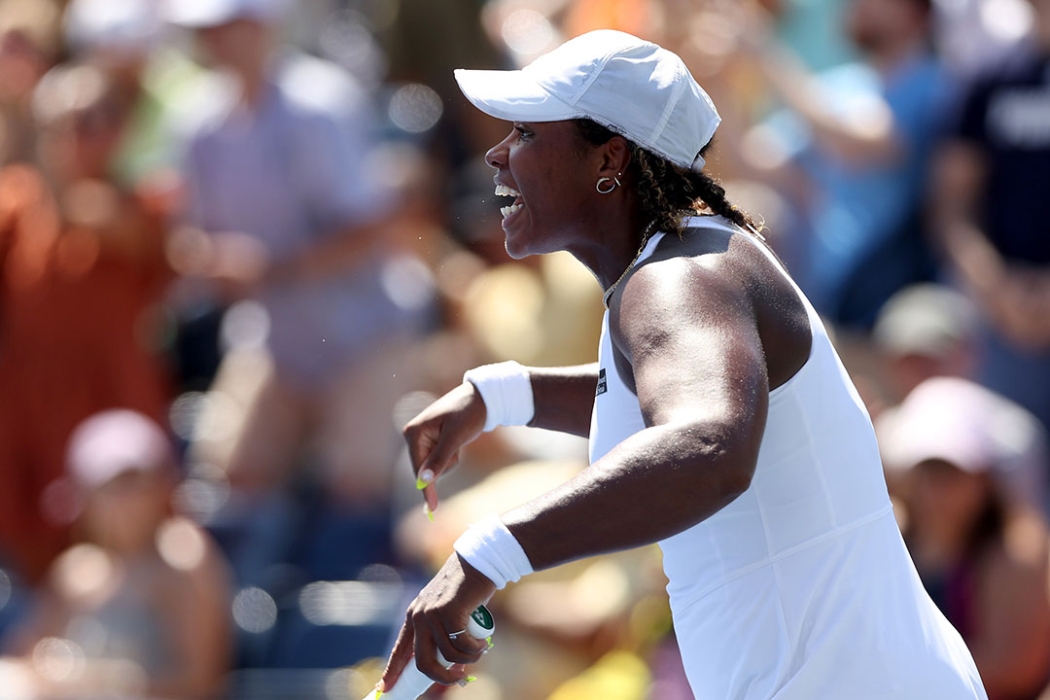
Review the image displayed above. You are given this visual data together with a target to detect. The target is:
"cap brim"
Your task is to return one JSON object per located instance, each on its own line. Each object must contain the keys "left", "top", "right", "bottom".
{"left": 454, "top": 68, "right": 583, "bottom": 123}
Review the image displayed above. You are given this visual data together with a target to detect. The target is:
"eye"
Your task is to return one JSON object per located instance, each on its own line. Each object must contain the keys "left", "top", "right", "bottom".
{"left": 513, "top": 123, "right": 534, "bottom": 141}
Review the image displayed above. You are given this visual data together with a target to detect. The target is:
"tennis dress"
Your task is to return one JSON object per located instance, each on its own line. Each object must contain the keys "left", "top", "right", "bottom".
{"left": 588, "top": 219, "right": 987, "bottom": 699}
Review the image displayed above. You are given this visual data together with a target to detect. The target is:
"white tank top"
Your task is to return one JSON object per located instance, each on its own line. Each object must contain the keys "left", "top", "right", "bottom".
{"left": 588, "top": 218, "right": 986, "bottom": 699}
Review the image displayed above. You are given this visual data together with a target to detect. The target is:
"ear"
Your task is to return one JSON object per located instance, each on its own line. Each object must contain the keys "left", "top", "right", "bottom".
{"left": 597, "top": 135, "right": 633, "bottom": 178}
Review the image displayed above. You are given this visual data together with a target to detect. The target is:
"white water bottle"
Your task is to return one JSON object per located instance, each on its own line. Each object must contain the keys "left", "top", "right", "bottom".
{"left": 364, "top": 606, "right": 495, "bottom": 700}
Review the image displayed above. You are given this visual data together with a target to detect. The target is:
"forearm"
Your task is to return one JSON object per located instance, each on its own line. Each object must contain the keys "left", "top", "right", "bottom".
{"left": 526, "top": 363, "right": 598, "bottom": 437}
{"left": 266, "top": 220, "right": 392, "bottom": 284}
{"left": 502, "top": 420, "right": 755, "bottom": 570}
{"left": 756, "top": 45, "right": 896, "bottom": 164}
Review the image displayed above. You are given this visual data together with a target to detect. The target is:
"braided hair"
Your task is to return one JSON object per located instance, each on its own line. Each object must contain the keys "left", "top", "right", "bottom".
{"left": 575, "top": 118, "right": 761, "bottom": 237}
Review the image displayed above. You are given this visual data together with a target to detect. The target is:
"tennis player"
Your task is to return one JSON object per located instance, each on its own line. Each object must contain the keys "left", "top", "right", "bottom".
{"left": 378, "top": 30, "right": 988, "bottom": 699}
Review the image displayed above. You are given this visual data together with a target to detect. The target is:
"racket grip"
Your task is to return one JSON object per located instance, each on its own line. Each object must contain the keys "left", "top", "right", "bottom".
{"left": 365, "top": 606, "right": 495, "bottom": 700}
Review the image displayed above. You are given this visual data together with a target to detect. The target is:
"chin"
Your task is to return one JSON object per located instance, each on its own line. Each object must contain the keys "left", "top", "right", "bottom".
{"left": 503, "top": 238, "right": 533, "bottom": 260}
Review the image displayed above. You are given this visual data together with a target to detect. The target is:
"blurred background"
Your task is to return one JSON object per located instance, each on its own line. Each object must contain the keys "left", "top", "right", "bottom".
{"left": 0, "top": 0, "right": 1048, "bottom": 698}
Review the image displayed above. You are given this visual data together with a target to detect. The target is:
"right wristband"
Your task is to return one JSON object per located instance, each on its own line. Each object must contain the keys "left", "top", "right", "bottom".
{"left": 462, "top": 361, "right": 535, "bottom": 432}
{"left": 453, "top": 514, "right": 534, "bottom": 590}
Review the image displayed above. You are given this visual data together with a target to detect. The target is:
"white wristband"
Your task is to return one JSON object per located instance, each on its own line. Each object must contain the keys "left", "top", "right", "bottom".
{"left": 463, "top": 361, "right": 535, "bottom": 432}
{"left": 454, "top": 514, "right": 534, "bottom": 590}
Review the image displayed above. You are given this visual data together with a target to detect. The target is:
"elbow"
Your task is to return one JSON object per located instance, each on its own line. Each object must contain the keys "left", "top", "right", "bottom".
{"left": 723, "top": 460, "right": 756, "bottom": 502}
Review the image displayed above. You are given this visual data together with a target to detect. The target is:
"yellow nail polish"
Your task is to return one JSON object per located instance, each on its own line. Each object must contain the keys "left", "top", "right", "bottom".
{"left": 486, "top": 636, "right": 494, "bottom": 649}
{"left": 416, "top": 477, "right": 428, "bottom": 490}
{"left": 466, "top": 676, "right": 477, "bottom": 683}
{"left": 424, "top": 504, "right": 434, "bottom": 522}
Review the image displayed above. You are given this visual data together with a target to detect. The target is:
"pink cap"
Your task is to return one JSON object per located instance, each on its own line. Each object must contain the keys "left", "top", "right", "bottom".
{"left": 66, "top": 409, "right": 175, "bottom": 488}
{"left": 878, "top": 377, "right": 1034, "bottom": 473}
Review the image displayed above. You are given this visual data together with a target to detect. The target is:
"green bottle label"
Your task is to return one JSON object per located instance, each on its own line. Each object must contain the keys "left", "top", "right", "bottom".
{"left": 471, "top": 605, "right": 495, "bottom": 632}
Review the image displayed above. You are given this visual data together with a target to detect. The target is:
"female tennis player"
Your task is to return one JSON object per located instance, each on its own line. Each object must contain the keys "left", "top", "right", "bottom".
{"left": 378, "top": 30, "right": 988, "bottom": 699}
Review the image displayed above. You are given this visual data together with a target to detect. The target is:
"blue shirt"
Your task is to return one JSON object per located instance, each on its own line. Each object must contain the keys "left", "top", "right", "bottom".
{"left": 182, "top": 51, "right": 428, "bottom": 385}
{"left": 772, "top": 53, "right": 950, "bottom": 324}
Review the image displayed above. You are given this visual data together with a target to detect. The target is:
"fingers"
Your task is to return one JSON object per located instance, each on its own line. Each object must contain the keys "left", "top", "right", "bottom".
{"left": 377, "top": 619, "right": 415, "bottom": 693}
{"left": 423, "top": 484, "right": 438, "bottom": 513}
{"left": 411, "top": 610, "right": 486, "bottom": 684}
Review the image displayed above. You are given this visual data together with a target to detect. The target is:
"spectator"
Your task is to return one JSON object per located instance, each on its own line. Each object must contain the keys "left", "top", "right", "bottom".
{"left": 62, "top": 0, "right": 218, "bottom": 192}
{"left": 739, "top": 0, "right": 948, "bottom": 328}
{"left": 931, "top": 0, "right": 1050, "bottom": 435}
{"left": 880, "top": 377, "right": 1050, "bottom": 700}
{"left": 0, "top": 0, "right": 60, "bottom": 166}
{"left": 0, "top": 61, "right": 174, "bottom": 583}
{"left": 166, "top": 0, "right": 434, "bottom": 586}
{"left": 872, "top": 282, "right": 979, "bottom": 407}
{"left": 0, "top": 410, "right": 231, "bottom": 699}
{"left": 932, "top": 0, "right": 1035, "bottom": 79}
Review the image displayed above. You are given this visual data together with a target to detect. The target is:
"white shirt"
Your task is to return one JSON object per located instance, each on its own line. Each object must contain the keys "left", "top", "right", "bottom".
{"left": 588, "top": 218, "right": 987, "bottom": 699}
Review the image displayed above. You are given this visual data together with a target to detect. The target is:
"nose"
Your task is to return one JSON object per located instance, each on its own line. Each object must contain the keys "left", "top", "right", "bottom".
{"left": 485, "top": 130, "right": 513, "bottom": 170}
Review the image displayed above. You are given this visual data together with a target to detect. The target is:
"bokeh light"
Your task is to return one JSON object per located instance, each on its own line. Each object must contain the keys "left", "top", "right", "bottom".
{"left": 388, "top": 83, "right": 443, "bottom": 134}
{"left": 233, "top": 587, "right": 278, "bottom": 634}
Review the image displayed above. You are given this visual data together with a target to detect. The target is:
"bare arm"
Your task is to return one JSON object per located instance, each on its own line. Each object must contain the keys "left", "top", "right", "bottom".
{"left": 967, "top": 526, "right": 1050, "bottom": 698}
{"left": 149, "top": 525, "right": 232, "bottom": 699}
{"left": 750, "top": 44, "right": 900, "bottom": 165}
{"left": 507, "top": 257, "right": 767, "bottom": 568}
{"left": 382, "top": 253, "right": 768, "bottom": 689}
{"left": 527, "top": 363, "right": 598, "bottom": 436}
{"left": 401, "top": 363, "right": 598, "bottom": 512}
{"left": 932, "top": 141, "right": 1050, "bottom": 349}
{"left": 735, "top": 0, "right": 900, "bottom": 166}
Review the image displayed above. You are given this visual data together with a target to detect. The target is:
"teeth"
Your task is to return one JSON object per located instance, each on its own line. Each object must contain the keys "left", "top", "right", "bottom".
{"left": 494, "top": 184, "right": 521, "bottom": 198}
{"left": 500, "top": 203, "right": 523, "bottom": 218}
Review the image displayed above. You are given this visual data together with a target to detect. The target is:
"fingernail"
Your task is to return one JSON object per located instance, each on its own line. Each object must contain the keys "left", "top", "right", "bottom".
{"left": 416, "top": 470, "right": 434, "bottom": 489}
{"left": 424, "top": 504, "right": 434, "bottom": 522}
{"left": 486, "top": 636, "right": 494, "bottom": 649}
{"left": 467, "top": 676, "right": 477, "bottom": 683}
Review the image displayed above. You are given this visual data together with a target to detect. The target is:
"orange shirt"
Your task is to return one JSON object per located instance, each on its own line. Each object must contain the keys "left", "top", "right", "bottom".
{"left": 0, "top": 164, "right": 173, "bottom": 582}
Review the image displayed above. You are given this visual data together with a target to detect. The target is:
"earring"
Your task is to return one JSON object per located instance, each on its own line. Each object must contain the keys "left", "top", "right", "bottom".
{"left": 596, "top": 176, "right": 621, "bottom": 195}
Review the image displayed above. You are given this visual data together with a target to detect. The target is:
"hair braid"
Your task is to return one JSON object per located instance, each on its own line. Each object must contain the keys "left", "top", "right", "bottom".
{"left": 575, "top": 118, "right": 761, "bottom": 237}
{"left": 631, "top": 145, "right": 680, "bottom": 236}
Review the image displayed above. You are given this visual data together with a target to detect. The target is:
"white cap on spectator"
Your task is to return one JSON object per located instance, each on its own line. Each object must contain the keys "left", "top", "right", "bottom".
{"left": 164, "top": 0, "right": 287, "bottom": 28}
{"left": 454, "top": 30, "right": 720, "bottom": 171}
{"left": 878, "top": 377, "right": 1045, "bottom": 476}
{"left": 67, "top": 409, "right": 175, "bottom": 488}
{"left": 873, "top": 283, "right": 978, "bottom": 359}
{"left": 64, "top": 0, "right": 162, "bottom": 55}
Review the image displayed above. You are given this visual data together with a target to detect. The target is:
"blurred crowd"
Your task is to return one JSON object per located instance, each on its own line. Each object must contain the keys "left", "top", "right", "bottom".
{"left": 0, "top": 0, "right": 1048, "bottom": 698}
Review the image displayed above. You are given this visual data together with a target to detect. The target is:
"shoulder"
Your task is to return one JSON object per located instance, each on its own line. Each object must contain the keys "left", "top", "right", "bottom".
{"left": 48, "top": 543, "right": 118, "bottom": 605}
{"left": 611, "top": 222, "right": 762, "bottom": 342}
{"left": 620, "top": 219, "right": 787, "bottom": 314}
{"left": 155, "top": 517, "right": 228, "bottom": 580}
{"left": 612, "top": 219, "right": 811, "bottom": 388}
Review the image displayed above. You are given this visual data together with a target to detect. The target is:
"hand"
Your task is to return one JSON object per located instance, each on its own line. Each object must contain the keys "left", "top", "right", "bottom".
{"left": 378, "top": 554, "right": 495, "bottom": 691}
{"left": 986, "top": 267, "right": 1050, "bottom": 351}
{"left": 207, "top": 230, "right": 271, "bottom": 300}
{"left": 402, "top": 382, "right": 488, "bottom": 513}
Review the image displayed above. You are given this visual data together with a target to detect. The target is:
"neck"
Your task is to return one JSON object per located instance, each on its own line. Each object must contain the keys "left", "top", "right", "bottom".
{"left": 869, "top": 39, "right": 925, "bottom": 76}
{"left": 569, "top": 209, "right": 652, "bottom": 293}
{"left": 238, "top": 68, "right": 268, "bottom": 108}
{"left": 601, "top": 219, "right": 659, "bottom": 307}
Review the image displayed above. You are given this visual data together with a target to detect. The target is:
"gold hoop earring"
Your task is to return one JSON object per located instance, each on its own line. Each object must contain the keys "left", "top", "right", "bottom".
{"left": 596, "top": 176, "right": 621, "bottom": 195}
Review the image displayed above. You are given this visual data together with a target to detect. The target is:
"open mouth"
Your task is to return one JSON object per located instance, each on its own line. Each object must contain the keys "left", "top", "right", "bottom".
{"left": 495, "top": 183, "right": 523, "bottom": 218}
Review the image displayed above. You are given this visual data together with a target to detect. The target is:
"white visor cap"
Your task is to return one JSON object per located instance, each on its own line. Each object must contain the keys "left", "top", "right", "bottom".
{"left": 455, "top": 30, "right": 720, "bottom": 171}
